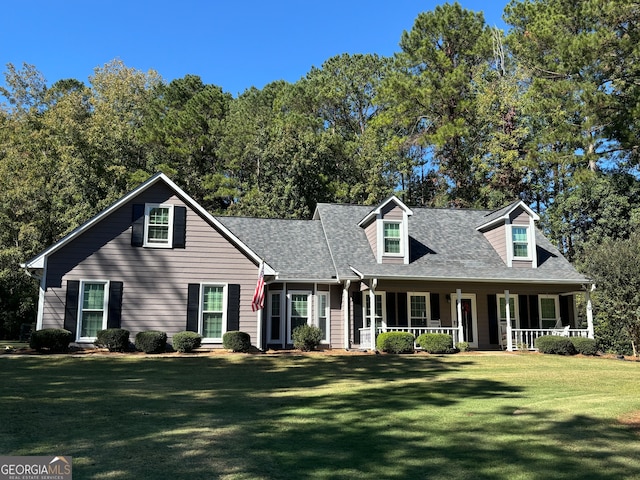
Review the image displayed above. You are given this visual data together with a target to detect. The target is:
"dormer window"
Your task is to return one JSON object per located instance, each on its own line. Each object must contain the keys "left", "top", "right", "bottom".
{"left": 512, "top": 226, "right": 530, "bottom": 259}
{"left": 383, "top": 222, "right": 402, "bottom": 255}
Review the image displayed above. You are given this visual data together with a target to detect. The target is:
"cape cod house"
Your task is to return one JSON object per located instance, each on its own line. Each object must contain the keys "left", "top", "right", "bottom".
{"left": 22, "top": 173, "right": 595, "bottom": 352}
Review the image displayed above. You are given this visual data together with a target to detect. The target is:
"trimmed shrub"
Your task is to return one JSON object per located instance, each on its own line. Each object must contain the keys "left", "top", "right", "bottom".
{"left": 570, "top": 337, "right": 598, "bottom": 356}
{"left": 135, "top": 330, "right": 167, "bottom": 354}
{"left": 416, "top": 333, "right": 453, "bottom": 354}
{"left": 292, "top": 324, "right": 323, "bottom": 351}
{"left": 456, "top": 341, "right": 470, "bottom": 352}
{"left": 376, "top": 332, "right": 415, "bottom": 353}
{"left": 222, "top": 331, "right": 251, "bottom": 352}
{"left": 535, "top": 335, "right": 576, "bottom": 355}
{"left": 95, "top": 328, "right": 130, "bottom": 352}
{"left": 29, "top": 329, "right": 73, "bottom": 353}
{"left": 173, "top": 331, "right": 203, "bottom": 353}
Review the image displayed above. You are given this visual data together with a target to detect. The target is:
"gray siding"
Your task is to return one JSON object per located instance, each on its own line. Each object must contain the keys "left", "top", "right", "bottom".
{"left": 364, "top": 220, "right": 377, "bottom": 257}
{"left": 483, "top": 224, "right": 507, "bottom": 264}
{"left": 43, "top": 182, "right": 260, "bottom": 345}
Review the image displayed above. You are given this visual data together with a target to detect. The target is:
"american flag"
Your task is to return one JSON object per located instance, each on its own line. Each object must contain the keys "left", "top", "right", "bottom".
{"left": 251, "top": 262, "right": 265, "bottom": 312}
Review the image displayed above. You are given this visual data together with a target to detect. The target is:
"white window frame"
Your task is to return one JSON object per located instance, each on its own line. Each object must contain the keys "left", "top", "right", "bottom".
{"left": 77, "top": 280, "right": 110, "bottom": 342}
{"left": 316, "top": 291, "right": 330, "bottom": 344}
{"left": 199, "top": 283, "right": 228, "bottom": 341}
{"left": 539, "top": 295, "right": 560, "bottom": 329}
{"left": 407, "top": 292, "right": 431, "bottom": 328}
{"left": 511, "top": 225, "right": 532, "bottom": 260}
{"left": 268, "top": 290, "right": 284, "bottom": 343}
{"left": 363, "top": 291, "right": 386, "bottom": 330}
{"left": 288, "top": 290, "right": 312, "bottom": 344}
{"left": 144, "top": 203, "right": 174, "bottom": 248}
{"left": 497, "top": 294, "right": 520, "bottom": 328}
{"left": 382, "top": 221, "right": 403, "bottom": 256}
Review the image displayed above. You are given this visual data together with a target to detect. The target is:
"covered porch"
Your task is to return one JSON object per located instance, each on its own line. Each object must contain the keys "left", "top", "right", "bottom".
{"left": 351, "top": 282, "right": 595, "bottom": 352}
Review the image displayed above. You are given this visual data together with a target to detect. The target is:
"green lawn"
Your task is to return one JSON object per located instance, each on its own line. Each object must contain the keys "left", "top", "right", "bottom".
{"left": 1, "top": 352, "right": 639, "bottom": 479}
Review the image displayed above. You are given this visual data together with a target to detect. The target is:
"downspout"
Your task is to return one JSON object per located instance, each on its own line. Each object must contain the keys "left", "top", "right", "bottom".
{"left": 343, "top": 280, "right": 351, "bottom": 350}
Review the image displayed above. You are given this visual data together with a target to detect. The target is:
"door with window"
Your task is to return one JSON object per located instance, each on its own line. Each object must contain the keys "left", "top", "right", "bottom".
{"left": 364, "top": 292, "right": 385, "bottom": 330}
{"left": 539, "top": 295, "right": 560, "bottom": 328}
{"left": 408, "top": 292, "right": 430, "bottom": 327}
{"left": 450, "top": 293, "right": 478, "bottom": 348}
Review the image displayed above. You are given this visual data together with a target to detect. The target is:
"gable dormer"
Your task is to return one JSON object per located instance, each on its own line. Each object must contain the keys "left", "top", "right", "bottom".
{"left": 358, "top": 196, "right": 413, "bottom": 264}
{"left": 476, "top": 201, "right": 540, "bottom": 268}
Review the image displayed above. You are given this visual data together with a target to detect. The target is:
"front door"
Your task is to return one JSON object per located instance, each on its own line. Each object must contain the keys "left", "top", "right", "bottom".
{"left": 450, "top": 293, "right": 478, "bottom": 348}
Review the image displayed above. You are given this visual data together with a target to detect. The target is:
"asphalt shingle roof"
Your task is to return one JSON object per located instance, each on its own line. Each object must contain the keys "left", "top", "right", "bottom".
{"left": 219, "top": 217, "right": 337, "bottom": 280}
{"left": 220, "top": 203, "right": 587, "bottom": 285}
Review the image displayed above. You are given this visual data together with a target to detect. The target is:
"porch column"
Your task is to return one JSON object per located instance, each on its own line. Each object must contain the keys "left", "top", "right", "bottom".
{"left": 456, "top": 289, "right": 464, "bottom": 343}
{"left": 343, "top": 280, "right": 351, "bottom": 350}
{"left": 586, "top": 284, "right": 595, "bottom": 339}
{"left": 505, "top": 289, "right": 513, "bottom": 351}
{"left": 370, "top": 279, "right": 377, "bottom": 350}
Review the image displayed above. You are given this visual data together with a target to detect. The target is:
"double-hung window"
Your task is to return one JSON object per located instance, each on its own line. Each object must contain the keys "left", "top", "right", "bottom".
{"left": 383, "top": 222, "right": 402, "bottom": 255}
{"left": 288, "top": 292, "right": 311, "bottom": 343}
{"left": 268, "top": 291, "right": 283, "bottom": 343}
{"left": 408, "top": 293, "right": 430, "bottom": 327}
{"left": 201, "top": 285, "right": 226, "bottom": 340}
{"left": 317, "top": 292, "right": 330, "bottom": 343}
{"left": 539, "top": 295, "right": 560, "bottom": 329}
{"left": 144, "top": 204, "right": 174, "bottom": 247}
{"left": 78, "top": 281, "right": 109, "bottom": 340}
{"left": 511, "top": 226, "right": 530, "bottom": 259}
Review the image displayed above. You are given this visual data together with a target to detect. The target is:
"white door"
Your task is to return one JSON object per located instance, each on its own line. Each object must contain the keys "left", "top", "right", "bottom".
{"left": 450, "top": 293, "right": 478, "bottom": 348}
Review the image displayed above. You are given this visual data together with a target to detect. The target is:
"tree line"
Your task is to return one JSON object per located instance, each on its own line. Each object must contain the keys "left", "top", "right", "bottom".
{"left": 1, "top": 0, "right": 639, "bottom": 352}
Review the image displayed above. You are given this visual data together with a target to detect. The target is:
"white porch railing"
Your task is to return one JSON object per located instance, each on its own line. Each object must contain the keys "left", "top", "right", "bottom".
{"left": 358, "top": 326, "right": 460, "bottom": 350}
{"left": 508, "top": 328, "right": 590, "bottom": 351}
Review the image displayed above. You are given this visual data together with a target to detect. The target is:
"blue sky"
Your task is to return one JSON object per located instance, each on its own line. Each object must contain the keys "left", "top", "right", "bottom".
{"left": 2, "top": 1, "right": 508, "bottom": 97}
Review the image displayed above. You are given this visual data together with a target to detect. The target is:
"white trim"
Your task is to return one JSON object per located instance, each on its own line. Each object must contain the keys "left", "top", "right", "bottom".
{"left": 407, "top": 291, "right": 431, "bottom": 328}
{"left": 36, "top": 262, "right": 47, "bottom": 330}
{"left": 538, "top": 294, "right": 560, "bottom": 329}
{"left": 451, "top": 292, "right": 478, "bottom": 348}
{"left": 343, "top": 280, "right": 351, "bottom": 349}
{"left": 77, "top": 280, "right": 110, "bottom": 342}
{"left": 380, "top": 220, "right": 404, "bottom": 258}
{"left": 143, "top": 203, "right": 174, "bottom": 248}
{"left": 476, "top": 200, "right": 540, "bottom": 231}
{"left": 22, "top": 173, "right": 276, "bottom": 275}
{"left": 199, "top": 283, "right": 228, "bottom": 342}
{"left": 357, "top": 195, "right": 413, "bottom": 227}
{"left": 363, "top": 290, "right": 386, "bottom": 330}
{"left": 287, "top": 290, "right": 312, "bottom": 344}
{"left": 316, "top": 290, "right": 330, "bottom": 344}
{"left": 267, "top": 290, "right": 284, "bottom": 343}
{"left": 510, "top": 225, "right": 532, "bottom": 261}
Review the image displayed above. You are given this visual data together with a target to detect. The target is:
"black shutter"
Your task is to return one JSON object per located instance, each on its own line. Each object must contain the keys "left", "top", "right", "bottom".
{"left": 352, "top": 291, "right": 363, "bottom": 344}
{"left": 186, "top": 284, "right": 200, "bottom": 332}
{"left": 386, "top": 292, "right": 396, "bottom": 326}
{"left": 107, "top": 281, "right": 123, "bottom": 328}
{"left": 173, "top": 206, "right": 187, "bottom": 249}
{"left": 519, "top": 295, "right": 529, "bottom": 328}
{"left": 397, "top": 292, "right": 408, "bottom": 327}
{"left": 227, "top": 284, "right": 241, "bottom": 331}
{"left": 64, "top": 280, "right": 80, "bottom": 337}
{"left": 487, "top": 294, "right": 498, "bottom": 345}
{"left": 430, "top": 293, "right": 440, "bottom": 322}
{"left": 131, "top": 204, "right": 145, "bottom": 247}
{"left": 529, "top": 295, "right": 539, "bottom": 328}
{"left": 560, "top": 295, "right": 570, "bottom": 326}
